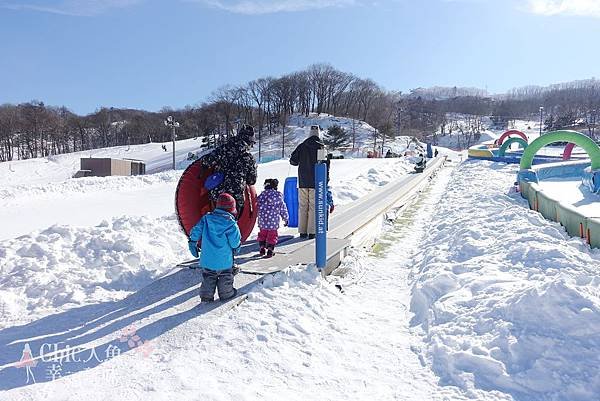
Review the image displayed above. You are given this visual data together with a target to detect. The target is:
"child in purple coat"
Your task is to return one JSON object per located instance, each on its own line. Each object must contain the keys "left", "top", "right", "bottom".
{"left": 257, "top": 178, "right": 289, "bottom": 258}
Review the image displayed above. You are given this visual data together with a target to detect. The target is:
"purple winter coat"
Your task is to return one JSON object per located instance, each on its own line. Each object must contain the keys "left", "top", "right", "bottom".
{"left": 257, "top": 189, "right": 289, "bottom": 230}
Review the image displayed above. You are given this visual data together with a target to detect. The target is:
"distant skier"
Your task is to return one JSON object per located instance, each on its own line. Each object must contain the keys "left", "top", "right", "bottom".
{"left": 200, "top": 124, "right": 258, "bottom": 215}
{"left": 188, "top": 193, "right": 241, "bottom": 302}
{"left": 289, "top": 126, "right": 327, "bottom": 239}
{"left": 257, "top": 179, "right": 289, "bottom": 258}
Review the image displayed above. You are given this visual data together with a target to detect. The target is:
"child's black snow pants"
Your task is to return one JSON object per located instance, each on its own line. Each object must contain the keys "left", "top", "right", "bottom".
{"left": 199, "top": 268, "right": 236, "bottom": 301}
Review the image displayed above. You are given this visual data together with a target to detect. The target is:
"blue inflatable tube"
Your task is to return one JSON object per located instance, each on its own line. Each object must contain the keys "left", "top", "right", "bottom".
{"left": 284, "top": 177, "right": 299, "bottom": 228}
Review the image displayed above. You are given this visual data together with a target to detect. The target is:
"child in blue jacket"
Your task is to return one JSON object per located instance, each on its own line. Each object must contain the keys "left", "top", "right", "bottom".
{"left": 188, "top": 193, "right": 241, "bottom": 302}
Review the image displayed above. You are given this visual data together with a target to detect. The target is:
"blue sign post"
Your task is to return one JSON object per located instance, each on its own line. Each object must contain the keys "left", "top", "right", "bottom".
{"left": 315, "top": 161, "right": 328, "bottom": 270}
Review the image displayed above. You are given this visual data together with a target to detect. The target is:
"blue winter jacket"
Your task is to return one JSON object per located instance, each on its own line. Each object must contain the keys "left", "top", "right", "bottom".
{"left": 189, "top": 209, "right": 241, "bottom": 271}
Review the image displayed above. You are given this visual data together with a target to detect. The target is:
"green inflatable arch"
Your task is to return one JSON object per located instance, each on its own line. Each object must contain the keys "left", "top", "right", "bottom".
{"left": 520, "top": 130, "right": 600, "bottom": 170}
{"left": 498, "top": 137, "right": 528, "bottom": 157}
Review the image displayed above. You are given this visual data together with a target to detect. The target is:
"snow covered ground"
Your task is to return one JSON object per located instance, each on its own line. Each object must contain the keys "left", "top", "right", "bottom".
{"left": 12, "top": 153, "right": 598, "bottom": 401}
{"left": 0, "top": 158, "right": 413, "bottom": 241}
{"left": 1, "top": 160, "right": 469, "bottom": 401}
{"left": 511, "top": 119, "right": 541, "bottom": 141}
{"left": 0, "top": 111, "right": 431, "bottom": 336}
{"left": 0, "top": 113, "right": 418, "bottom": 188}
{"left": 410, "top": 161, "right": 600, "bottom": 400}
{"left": 0, "top": 157, "right": 414, "bottom": 329}
{"left": 3, "top": 112, "right": 599, "bottom": 400}
{"left": 538, "top": 178, "right": 600, "bottom": 216}
{"left": 0, "top": 138, "right": 208, "bottom": 187}
{"left": 434, "top": 129, "right": 496, "bottom": 149}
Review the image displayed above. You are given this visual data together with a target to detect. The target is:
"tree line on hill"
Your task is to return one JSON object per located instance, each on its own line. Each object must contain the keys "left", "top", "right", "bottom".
{"left": 1, "top": 65, "right": 600, "bottom": 162}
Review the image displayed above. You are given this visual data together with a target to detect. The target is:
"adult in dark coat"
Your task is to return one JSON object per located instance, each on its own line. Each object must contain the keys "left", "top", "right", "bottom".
{"left": 414, "top": 153, "right": 427, "bottom": 173}
{"left": 201, "top": 124, "right": 258, "bottom": 214}
{"left": 289, "top": 126, "right": 327, "bottom": 238}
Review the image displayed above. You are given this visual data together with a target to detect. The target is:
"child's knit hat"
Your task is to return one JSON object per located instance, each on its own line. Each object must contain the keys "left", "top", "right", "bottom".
{"left": 216, "top": 193, "right": 237, "bottom": 215}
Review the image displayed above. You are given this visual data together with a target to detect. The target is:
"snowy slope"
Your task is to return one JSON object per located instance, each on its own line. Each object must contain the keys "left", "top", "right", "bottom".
{"left": 0, "top": 138, "right": 209, "bottom": 187}
{"left": 0, "top": 158, "right": 413, "bottom": 329}
{"left": 410, "top": 161, "right": 600, "bottom": 400}
{"left": 3, "top": 152, "right": 598, "bottom": 400}
{"left": 0, "top": 113, "right": 417, "bottom": 191}
{"left": 434, "top": 130, "right": 496, "bottom": 149}
{"left": 432, "top": 118, "right": 545, "bottom": 150}
{"left": 0, "top": 162, "right": 476, "bottom": 401}
{"left": 286, "top": 113, "right": 424, "bottom": 156}
{"left": 511, "top": 119, "right": 542, "bottom": 140}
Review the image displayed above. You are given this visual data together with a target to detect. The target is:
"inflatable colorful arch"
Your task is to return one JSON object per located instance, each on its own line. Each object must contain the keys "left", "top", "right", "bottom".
{"left": 495, "top": 130, "right": 528, "bottom": 146}
{"left": 563, "top": 143, "right": 576, "bottom": 161}
{"left": 498, "top": 137, "right": 528, "bottom": 157}
{"left": 520, "top": 131, "right": 600, "bottom": 171}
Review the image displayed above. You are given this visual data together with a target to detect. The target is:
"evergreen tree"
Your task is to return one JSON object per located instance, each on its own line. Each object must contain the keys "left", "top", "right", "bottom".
{"left": 544, "top": 115, "right": 555, "bottom": 131}
{"left": 555, "top": 112, "right": 577, "bottom": 130}
{"left": 324, "top": 125, "right": 350, "bottom": 150}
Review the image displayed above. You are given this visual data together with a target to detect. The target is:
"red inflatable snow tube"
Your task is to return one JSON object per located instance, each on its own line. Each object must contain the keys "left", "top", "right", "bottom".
{"left": 175, "top": 159, "right": 257, "bottom": 244}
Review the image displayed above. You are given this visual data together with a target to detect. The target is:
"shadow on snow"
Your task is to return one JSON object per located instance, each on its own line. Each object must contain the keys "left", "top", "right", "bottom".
{"left": 0, "top": 263, "right": 260, "bottom": 390}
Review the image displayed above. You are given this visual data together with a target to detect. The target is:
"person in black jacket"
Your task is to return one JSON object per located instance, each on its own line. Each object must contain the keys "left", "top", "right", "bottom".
{"left": 201, "top": 125, "right": 258, "bottom": 215}
{"left": 289, "top": 126, "right": 327, "bottom": 239}
{"left": 414, "top": 153, "right": 427, "bottom": 173}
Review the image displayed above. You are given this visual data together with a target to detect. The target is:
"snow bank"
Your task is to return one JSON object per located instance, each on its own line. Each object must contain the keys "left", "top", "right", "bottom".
{"left": 4, "top": 261, "right": 405, "bottom": 401}
{"left": 331, "top": 159, "right": 413, "bottom": 204}
{"left": 0, "top": 171, "right": 181, "bottom": 203}
{"left": 0, "top": 216, "right": 188, "bottom": 328}
{"left": 410, "top": 161, "right": 600, "bottom": 400}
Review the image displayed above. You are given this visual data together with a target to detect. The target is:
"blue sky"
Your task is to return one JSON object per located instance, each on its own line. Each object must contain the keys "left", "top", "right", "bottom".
{"left": 1, "top": 0, "right": 600, "bottom": 114}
